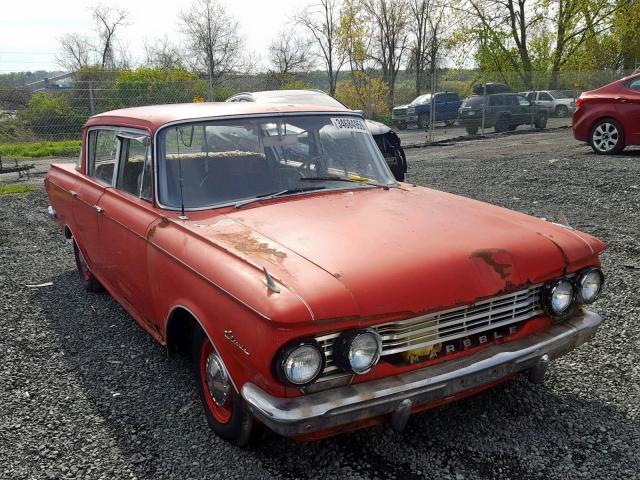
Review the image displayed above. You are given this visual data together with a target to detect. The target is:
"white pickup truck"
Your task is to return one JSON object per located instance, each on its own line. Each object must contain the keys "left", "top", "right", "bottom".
{"left": 521, "top": 90, "right": 576, "bottom": 117}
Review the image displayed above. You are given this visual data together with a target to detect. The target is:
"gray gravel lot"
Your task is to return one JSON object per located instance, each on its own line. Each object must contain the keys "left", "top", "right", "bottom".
{"left": 1, "top": 129, "right": 639, "bottom": 479}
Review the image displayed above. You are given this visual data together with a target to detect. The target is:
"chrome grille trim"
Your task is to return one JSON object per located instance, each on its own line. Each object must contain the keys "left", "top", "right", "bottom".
{"left": 314, "top": 284, "right": 544, "bottom": 382}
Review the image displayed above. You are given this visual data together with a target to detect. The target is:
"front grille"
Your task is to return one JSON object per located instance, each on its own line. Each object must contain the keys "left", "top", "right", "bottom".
{"left": 392, "top": 107, "right": 407, "bottom": 118}
{"left": 314, "top": 284, "right": 543, "bottom": 381}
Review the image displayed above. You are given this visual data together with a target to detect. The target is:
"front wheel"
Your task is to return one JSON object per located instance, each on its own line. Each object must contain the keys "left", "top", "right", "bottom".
{"left": 445, "top": 119, "right": 456, "bottom": 127}
{"left": 465, "top": 126, "right": 478, "bottom": 136}
{"left": 494, "top": 116, "right": 509, "bottom": 133}
{"left": 73, "top": 240, "right": 104, "bottom": 292}
{"left": 534, "top": 111, "right": 548, "bottom": 130}
{"left": 589, "top": 119, "right": 625, "bottom": 155}
{"left": 192, "top": 328, "right": 254, "bottom": 446}
{"left": 417, "top": 114, "right": 429, "bottom": 129}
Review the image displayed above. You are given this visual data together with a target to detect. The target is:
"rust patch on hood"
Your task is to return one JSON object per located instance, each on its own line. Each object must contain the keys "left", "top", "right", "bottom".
{"left": 218, "top": 233, "right": 287, "bottom": 260}
{"left": 470, "top": 248, "right": 512, "bottom": 279}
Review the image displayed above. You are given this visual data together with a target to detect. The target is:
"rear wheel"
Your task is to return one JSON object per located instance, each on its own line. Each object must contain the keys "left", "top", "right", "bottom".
{"left": 397, "top": 122, "right": 407, "bottom": 130}
{"left": 589, "top": 119, "right": 625, "bottom": 155}
{"left": 555, "top": 105, "right": 569, "bottom": 117}
{"left": 445, "top": 119, "right": 456, "bottom": 127}
{"left": 192, "top": 328, "right": 254, "bottom": 446}
{"left": 534, "top": 111, "right": 549, "bottom": 130}
{"left": 73, "top": 240, "right": 104, "bottom": 292}
{"left": 465, "top": 126, "right": 478, "bottom": 136}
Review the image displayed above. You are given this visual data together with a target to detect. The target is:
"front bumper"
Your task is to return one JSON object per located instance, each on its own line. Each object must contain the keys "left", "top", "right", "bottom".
{"left": 242, "top": 311, "right": 602, "bottom": 437}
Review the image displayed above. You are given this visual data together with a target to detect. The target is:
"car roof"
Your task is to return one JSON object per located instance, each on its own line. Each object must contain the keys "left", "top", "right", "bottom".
{"left": 238, "top": 89, "right": 327, "bottom": 99}
{"left": 84, "top": 101, "right": 351, "bottom": 132}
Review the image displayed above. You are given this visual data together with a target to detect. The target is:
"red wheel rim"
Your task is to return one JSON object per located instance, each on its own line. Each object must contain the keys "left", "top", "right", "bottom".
{"left": 199, "top": 340, "right": 233, "bottom": 424}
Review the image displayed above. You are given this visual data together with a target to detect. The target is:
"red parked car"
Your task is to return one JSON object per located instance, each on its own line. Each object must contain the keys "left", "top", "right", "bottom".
{"left": 46, "top": 102, "right": 606, "bottom": 445}
{"left": 573, "top": 73, "right": 640, "bottom": 154}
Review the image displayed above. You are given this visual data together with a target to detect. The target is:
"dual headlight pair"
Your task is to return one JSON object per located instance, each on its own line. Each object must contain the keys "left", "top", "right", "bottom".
{"left": 275, "top": 329, "right": 381, "bottom": 387}
{"left": 543, "top": 267, "right": 604, "bottom": 319}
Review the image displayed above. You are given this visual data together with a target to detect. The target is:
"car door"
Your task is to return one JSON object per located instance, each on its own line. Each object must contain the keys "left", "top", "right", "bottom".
{"left": 97, "top": 130, "right": 160, "bottom": 328}
{"left": 516, "top": 95, "right": 534, "bottom": 125}
{"left": 536, "top": 91, "right": 554, "bottom": 112}
{"left": 72, "top": 128, "right": 118, "bottom": 270}
{"left": 615, "top": 76, "right": 640, "bottom": 144}
{"left": 433, "top": 94, "right": 446, "bottom": 121}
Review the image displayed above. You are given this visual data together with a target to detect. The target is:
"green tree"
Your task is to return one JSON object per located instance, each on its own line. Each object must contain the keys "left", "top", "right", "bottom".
{"left": 113, "top": 67, "right": 208, "bottom": 107}
{"left": 18, "top": 92, "right": 84, "bottom": 139}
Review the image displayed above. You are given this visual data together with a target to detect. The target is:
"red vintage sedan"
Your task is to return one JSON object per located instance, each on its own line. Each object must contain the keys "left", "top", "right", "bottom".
{"left": 573, "top": 73, "right": 640, "bottom": 154}
{"left": 46, "top": 102, "right": 605, "bottom": 445}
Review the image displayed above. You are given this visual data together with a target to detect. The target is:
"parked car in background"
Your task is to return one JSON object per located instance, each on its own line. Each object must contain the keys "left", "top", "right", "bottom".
{"left": 392, "top": 92, "right": 462, "bottom": 129}
{"left": 45, "top": 101, "right": 606, "bottom": 445}
{"left": 227, "top": 90, "right": 407, "bottom": 181}
{"left": 521, "top": 90, "right": 576, "bottom": 117}
{"left": 573, "top": 73, "right": 640, "bottom": 154}
{"left": 458, "top": 93, "right": 549, "bottom": 135}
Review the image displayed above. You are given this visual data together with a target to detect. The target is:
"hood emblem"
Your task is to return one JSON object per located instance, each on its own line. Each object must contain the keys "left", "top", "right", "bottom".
{"left": 262, "top": 266, "right": 281, "bottom": 293}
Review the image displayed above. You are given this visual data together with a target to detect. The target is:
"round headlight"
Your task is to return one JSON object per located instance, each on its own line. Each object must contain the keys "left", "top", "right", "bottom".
{"left": 277, "top": 341, "right": 324, "bottom": 386}
{"left": 334, "top": 329, "right": 382, "bottom": 374}
{"left": 577, "top": 268, "right": 604, "bottom": 304}
{"left": 544, "top": 278, "right": 575, "bottom": 317}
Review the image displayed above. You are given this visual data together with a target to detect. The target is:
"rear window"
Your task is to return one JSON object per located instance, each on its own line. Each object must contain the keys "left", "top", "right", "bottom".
{"left": 462, "top": 96, "right": 484, "bottom": 107}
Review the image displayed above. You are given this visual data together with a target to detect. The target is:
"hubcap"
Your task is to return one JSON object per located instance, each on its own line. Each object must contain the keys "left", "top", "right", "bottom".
{"left": 592, "top": 123, "right": 619, "bottom": 152}
{"left": 205, "top": 352, "right": 230, "bottom": 407}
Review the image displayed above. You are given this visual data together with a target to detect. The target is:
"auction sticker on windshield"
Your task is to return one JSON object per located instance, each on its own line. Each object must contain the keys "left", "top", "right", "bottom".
{"left": 331, "top": 117, "right": 368, "bottom": 132}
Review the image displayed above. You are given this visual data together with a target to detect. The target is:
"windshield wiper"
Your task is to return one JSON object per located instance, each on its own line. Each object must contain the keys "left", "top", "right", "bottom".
{"left": 300, "top": 175, "right": 390, "bottom": 189}
{"left": 234, "top": 186, "right": 326, "bottom": 209}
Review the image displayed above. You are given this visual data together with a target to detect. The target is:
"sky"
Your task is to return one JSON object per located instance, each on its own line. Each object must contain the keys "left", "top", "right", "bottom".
{"left": 0, "top": 0, "right": 306, "bottom": 73}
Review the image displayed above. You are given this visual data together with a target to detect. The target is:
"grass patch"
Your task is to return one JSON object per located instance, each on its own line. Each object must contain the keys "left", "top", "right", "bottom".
{"left": 0, "top": 140, "right": 81, "bottom": 159}
{"left": 0, "top": 184, "right": 37, "bottom": 196}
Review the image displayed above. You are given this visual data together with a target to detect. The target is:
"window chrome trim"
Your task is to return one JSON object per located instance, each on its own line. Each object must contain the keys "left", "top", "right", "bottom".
{"left": 86, "top": 125, "right": 149, "bottom": 189}
{"left": 152, "top": 110, "right": 391, "bottom": 212}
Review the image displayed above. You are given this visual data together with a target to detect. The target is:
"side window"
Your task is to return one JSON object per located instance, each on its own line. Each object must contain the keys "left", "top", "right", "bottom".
{"left": 517, "top": 96, "right": 531, "bottom": 106}
{"left": 526, "top": 92, "right": 535, "bottom": 101}
{"left": 447, "top": 93, "right": 459, "bottom": 102}
{"left": 627, "top": 78, "right": 640, "bottom": 92}
{"left": 507, "top": 95, "right": 519, "bottom": 106}
{"left": 88, "top": 129, "right": 118, "bottom": 185}
{"left": 117, "top": 136, "right": 151, "bottom": 200}
{"left": 488, "top": 95, "right": 503, "bottom": 106}
{"left": 539, "top": 92, "right": 553, "bottom": 101}
{"left": 434, "top": 94, "right": 445, "bottom": 104}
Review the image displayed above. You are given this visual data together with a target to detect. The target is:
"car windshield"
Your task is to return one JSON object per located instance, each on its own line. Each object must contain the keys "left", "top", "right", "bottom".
{"left": 550, "top": 90, "right": 571, "bottom": 99}
{"left": 410, "top": 94, "right": 431, "bottom": 105}
{"left": 462, "top": 96, "right": 485, "bottom": 107}
{"left": 156, "top": 114, "right": 396, "bottom": 209}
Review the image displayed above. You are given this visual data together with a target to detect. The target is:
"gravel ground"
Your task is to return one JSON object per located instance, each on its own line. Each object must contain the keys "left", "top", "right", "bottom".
{"left": 1, "top": 129, "right": 639, "bottom": 479}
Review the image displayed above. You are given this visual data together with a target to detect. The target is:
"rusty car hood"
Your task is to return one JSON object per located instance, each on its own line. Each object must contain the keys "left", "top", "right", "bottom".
{"left": 185, "top": 186, "right": 604, "bottom": 322}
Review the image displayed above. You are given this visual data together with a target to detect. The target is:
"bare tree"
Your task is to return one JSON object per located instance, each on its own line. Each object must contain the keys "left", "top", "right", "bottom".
{"left": 92, "top": 6, "right": 130, "bottom": 69}
{"left": 56, "top": 33, "right": 93, "bottom": 71}
{"left": 180, "top": 0, "right": 243, "bottom": 97}
{"left": 269, "top": 31, "right": 313, "bottom": 75}
{"left": 363, "top": 0, "right": 410, "bottom": 107}
{"left": 296, "top": 0, "right": 346, "bottom": 96}
{"left": 409, "top": 0, "right": 447, "bottom": 97}
{"left": 144, "top": 36, "right": 185, "bottom": 69}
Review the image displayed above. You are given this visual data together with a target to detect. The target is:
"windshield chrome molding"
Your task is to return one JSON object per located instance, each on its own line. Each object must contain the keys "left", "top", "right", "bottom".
{"left": 152, "top": 111, "right": 395, "bottom": 212}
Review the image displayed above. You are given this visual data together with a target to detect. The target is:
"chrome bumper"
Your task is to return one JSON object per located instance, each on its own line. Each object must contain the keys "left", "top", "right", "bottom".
{"left": 241, "top": 311, "right": 602, "bottom": 437}
{"left": 47, "top": 205, "right": 57, "bottom": 219}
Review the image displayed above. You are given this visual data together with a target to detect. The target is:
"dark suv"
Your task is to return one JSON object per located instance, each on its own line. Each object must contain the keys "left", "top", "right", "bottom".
{"left": 458, "top": 93, "right": 549, "bottom": 135}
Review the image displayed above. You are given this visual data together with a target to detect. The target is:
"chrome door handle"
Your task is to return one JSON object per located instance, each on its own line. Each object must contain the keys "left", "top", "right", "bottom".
{"left": 93, "top": 205, "right": 104, "bottom": 213}
{"left": 69, "top": 190, "right": 78, "bottom": 197}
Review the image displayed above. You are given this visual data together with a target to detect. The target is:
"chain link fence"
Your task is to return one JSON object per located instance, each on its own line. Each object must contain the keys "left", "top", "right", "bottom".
{"left": 0, "top": 68, "right": 635, "bottom": 145}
